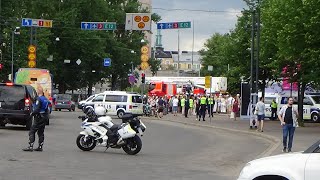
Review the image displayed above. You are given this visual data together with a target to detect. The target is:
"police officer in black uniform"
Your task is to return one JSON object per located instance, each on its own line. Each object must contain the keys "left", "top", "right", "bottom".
{"left": 23, "top": 86, "right": 49, "bottom": 152}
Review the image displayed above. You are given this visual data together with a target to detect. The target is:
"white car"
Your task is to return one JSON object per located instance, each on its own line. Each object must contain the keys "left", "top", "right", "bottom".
{"left": 238, "top": 140, "right": 320, "bottom": 180}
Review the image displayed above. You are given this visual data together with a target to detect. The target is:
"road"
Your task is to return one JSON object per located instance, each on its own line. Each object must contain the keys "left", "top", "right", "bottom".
{"left": 0, "top": 111, "right": 269, "bottom": 180}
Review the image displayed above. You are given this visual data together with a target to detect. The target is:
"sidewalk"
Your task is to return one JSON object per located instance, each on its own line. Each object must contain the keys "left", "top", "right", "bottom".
{"left": 145, "top": 112, "right": 319, "bottom": 156}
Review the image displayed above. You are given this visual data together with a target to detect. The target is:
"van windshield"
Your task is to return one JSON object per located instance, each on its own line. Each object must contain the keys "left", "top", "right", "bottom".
{"left": 311, "top": 96, "right": 320, "bottom": 104}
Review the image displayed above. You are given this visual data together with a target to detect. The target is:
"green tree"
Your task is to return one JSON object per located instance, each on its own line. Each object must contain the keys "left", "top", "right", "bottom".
{"left": 148, "top": 58, "right": 161, "bottom": 76}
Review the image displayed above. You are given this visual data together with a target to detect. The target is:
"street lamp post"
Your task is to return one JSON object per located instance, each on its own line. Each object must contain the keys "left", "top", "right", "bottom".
{"left": 11, "top": 27, "right": 20, "bottom": 81}
{"left": 130, "top": 50, "right": 135, "bottom": 92}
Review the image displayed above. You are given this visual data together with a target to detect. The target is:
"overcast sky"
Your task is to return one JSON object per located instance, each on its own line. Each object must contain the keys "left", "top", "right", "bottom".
{"left": 152, "top": 0, "right": 247, "bottom": 51}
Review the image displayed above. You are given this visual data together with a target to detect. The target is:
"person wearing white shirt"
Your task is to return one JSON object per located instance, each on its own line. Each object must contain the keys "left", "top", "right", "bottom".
{"left": 172, "top": 96, "right": 179, "bottom": 116}
{"left": 255, "top": 97, "right": 266, "bottom": 132}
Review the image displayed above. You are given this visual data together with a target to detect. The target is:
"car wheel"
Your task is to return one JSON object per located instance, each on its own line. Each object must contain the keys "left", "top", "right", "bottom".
{"left": 117, "top": 110, "right": 125, "bottom": 119}
{"left": 59, "top": 109, "right": 61, "bottom": 111}
{"left": 311, "top": 113, "right": 319, "bottom": 122}
{"left": 69, "top": 108, "right": 72, "bottom": 112}
{"left": 72, "top": 107, "right": 75, "bottom": 111}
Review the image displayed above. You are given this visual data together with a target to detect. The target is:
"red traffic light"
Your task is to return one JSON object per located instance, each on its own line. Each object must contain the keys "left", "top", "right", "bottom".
{"left": 0, "top": 64, "right": 3, "bottom": 70}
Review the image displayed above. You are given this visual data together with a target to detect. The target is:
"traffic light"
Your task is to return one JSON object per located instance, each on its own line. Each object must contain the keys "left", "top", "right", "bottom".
{"left": 141, "top": 73, "right": 145, "bottom": 83}
{"left": 0, "top": 63, "right": 3, "bottom": 70}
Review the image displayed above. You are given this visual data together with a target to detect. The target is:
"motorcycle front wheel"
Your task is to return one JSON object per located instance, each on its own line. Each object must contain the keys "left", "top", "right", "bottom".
{"left": 76, "top": 134, "right": 96, "bottom": 151}
{"left": 122, "top": 135, "right": 142, "bottom": 155}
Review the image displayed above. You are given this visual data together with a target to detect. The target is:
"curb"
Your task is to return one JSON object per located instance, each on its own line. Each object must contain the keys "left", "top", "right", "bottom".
{"left": 145, "top": 117, "right": 281, "bottom": 158}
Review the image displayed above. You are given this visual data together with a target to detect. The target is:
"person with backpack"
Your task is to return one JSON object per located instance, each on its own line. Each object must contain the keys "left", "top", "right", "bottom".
{"left": 23, "top": 86, "right": 50, "bottom": 152}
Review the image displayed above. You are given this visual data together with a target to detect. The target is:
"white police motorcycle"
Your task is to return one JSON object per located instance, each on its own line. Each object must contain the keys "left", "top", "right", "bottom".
{"left": 76, "top": 106, "right": 146, "bottom": 155}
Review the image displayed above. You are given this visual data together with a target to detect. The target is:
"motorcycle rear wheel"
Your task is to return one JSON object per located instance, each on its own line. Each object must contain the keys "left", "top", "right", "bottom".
{"left": 122, "top": 135, "right": 142, "bottom": 155}
{"left": 76, "top": 134, "right": 96, "bottom": 151}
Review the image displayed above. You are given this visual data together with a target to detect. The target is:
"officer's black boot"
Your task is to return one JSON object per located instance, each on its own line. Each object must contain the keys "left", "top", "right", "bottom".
{"left": 34, "top": 143, "right": 43, "bottom": 152}
{"left": 22, "top": 143, "right": 34, "bottom": 152}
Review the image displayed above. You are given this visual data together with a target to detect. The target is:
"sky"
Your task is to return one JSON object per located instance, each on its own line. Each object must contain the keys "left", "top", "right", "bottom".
{"left": 152, "top": 0, "right": 247, "bottom": 51}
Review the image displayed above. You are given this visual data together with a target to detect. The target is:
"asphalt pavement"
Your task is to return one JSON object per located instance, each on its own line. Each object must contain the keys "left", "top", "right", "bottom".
{"left": 0, "top": 111, "right": 269, "bottom": 180}
{"left": 151, "top": 112, "right": 320, "bottom": 156}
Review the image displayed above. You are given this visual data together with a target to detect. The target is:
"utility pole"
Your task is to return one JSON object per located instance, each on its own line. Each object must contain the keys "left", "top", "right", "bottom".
{"left": 177, "top": 29, "right": 180, "bottom": 77}
{"left": 256, "top": 0, "right": 261, "bottom": 97}
{"left": 250, "top": 9, "right": 256, "bottom": 106}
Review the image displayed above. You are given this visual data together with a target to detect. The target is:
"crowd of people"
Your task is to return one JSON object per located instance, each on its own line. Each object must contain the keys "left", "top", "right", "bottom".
{"left": 142, "top": 93, "right": 241, "bottom": 121}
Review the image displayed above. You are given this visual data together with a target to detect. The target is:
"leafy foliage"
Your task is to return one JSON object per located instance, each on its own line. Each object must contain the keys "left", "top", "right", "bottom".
{"left": 0, "top": 0, "right": 159, "bottom": 94}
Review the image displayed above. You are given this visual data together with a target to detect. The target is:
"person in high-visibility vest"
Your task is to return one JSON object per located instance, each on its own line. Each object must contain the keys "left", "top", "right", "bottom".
{"left": 199, "top": 94, "right": 207, "bottom": 121}
{"left": 271, "top": 99, "right": 278, "bottom": 120}
{"left": 181, "top": 96, "right": 186, "bottom": 115}
{"left": 207, "top": 95, "right": 215, "bottom": 117}
{"left": 189, "top": 96, "right": 194, "bottom": 116}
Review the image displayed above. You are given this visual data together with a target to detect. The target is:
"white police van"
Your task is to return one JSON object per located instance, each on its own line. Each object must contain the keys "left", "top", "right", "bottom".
{"left": 84, "top": 91, "right": 143, "bottom": 118}
{"left": 261, "top": 92, "right": 320, "bottom": 122}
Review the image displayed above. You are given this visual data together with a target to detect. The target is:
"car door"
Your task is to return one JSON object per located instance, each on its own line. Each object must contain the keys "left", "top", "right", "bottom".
{"left": 104, "top": 95, "right": 120, "bottom": 115}
{"left": 131, "top": 95, "right": 143, "bottom": 115}
{"left": 88, "top": 94, "right": 105, "bottom": 108}
{"left": 303, "top": 97, "right": 312, "bottom": 120}
{"left": 305, "top": 147, "right": 320, "bottom": 180}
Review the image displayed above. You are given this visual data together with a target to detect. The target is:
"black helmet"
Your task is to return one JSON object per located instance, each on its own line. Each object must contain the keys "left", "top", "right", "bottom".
{"left": 83, "top": 106, "right": 95, "bottom": 117}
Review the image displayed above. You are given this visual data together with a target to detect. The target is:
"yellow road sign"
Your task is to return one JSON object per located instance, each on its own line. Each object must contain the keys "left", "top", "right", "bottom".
{"left": 141, "top": 62, "right": 149, "bottom": 70}
{"left": 141, "top": 46, "right": 149, "bottom": 54}
{"left": 28, "top": 45, "right": 36, "bottom": 53}
{"left": 28, "top": 53, "right": 36, "bottom": 61}
{"left": 43, "top": 20, "right": 52, "bottom": 28}
{"left": 205, "top": 76, "right": 211, "bottom": 88}
{"left": 141, "top": 54, "right": 149, "bottom": 62}
{"left": 28, "top": 60, "right": 36, "bottom": 68}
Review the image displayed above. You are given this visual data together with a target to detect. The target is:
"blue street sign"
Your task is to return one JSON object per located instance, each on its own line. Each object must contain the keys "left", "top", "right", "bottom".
{"left": 157, "top": 21, "right": 191, "bottom": 30}
{"left": 81, "top": 22, "right": 116, "bottom": 30}
{"left": 81, "top": 22, "right": 91, "bottom": 30}
{"left": 104, "top": 58, "right": 111, "bottom": 67}
{"left": 21, "top": 18, "right": 53, "bottom": 28}
{"left": 22, "top": 18, "right": 32, "bottom": 27}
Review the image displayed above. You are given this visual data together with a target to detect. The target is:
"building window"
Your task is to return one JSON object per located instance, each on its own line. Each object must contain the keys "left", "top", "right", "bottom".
{"left": 192, "top": 65, "right": 197, "bottom": 69}
{"left": 188, "top": 64, "right": 191, "bottom": 69}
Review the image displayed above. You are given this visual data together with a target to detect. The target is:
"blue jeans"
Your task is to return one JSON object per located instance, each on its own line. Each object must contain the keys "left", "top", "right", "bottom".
{"left": 282, "top": 124, "right": 295, "bottom": 150}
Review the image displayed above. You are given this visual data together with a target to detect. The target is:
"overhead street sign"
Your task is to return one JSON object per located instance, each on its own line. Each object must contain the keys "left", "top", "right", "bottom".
{"left": 125, "top": 13, "right": 151, "bottom": 31}
{"left": 104, "top": 58, "right": 111, "bottom": 67}
{"left": 157, "top": 21, "right": 191, "bottom": 30}
{"left": 81, "top": 22, "right": 116, "bottom": 30}
{"left": 22, "top": 18, "right": 53, "bottom": 28}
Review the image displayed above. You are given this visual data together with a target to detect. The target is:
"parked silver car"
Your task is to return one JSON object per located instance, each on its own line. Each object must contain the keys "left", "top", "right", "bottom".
{"left": 54, "top": 94, "right": 75, "bottom": 111}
